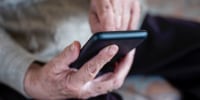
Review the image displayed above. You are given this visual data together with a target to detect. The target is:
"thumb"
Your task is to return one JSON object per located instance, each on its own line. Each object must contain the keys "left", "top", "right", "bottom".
{"left": 51, "top": 41, "right": 81, "bottom": 72}
{"left": 58, "top": 41, "right": 81, "bottom": 65}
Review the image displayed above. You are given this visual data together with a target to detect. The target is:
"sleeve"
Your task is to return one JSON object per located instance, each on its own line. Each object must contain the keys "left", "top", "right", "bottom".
{"left": 0, "top": 28, "right": 35, "bottom": 97}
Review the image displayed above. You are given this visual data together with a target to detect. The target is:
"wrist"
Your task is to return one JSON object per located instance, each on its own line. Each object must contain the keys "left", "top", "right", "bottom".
{"left": 24, "top": 62, "right": 43, "bottom": 98}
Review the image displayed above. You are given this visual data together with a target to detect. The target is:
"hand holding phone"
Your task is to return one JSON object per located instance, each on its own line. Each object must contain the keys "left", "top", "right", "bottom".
{"left": 70, "top": 30, "right": 147, "bottom": 72}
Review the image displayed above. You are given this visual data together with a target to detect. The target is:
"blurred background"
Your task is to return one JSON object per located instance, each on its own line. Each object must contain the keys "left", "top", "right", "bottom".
{"left": 144, "top": 0, "right": 200, "bottom": 22}
{"left": 117, "top": 0, "right": 200, "bottom": 100}
{"left": 0, "top": 0, "right": 199, "bottom": 100}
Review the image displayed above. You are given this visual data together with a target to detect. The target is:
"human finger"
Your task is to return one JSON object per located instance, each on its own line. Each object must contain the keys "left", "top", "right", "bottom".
{"left": 128, "top": 0, "right": 141, "bottom": 30}
{"left": 94, "top": 0, "right": 115, "bottom": 31}
{"left": 74, "top": 45, "right": 119, "bottom": 85}
{"left": 114, "top": 49, "right": 135, "bottom": 81}
{"left": 50, "top": 41, "right": 81, "bottom": 73}
{"left": 94, "top": 0, "right": 112, "bottom": 15}
{"left": 110, "top": 0, "right": 122, "bottom": 29}
{"left": 89, "top": 11, "right": 101, "bottom": 33}
{"left": 120, "top": 1, "right": 131, "bottom": 30}
{"left": 82, "top": 76, "right": 114, "bottom": 99}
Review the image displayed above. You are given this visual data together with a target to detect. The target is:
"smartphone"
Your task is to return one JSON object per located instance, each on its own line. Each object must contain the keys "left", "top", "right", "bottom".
{"left": 70, "top": 30, "right": 148, "bottom": 71}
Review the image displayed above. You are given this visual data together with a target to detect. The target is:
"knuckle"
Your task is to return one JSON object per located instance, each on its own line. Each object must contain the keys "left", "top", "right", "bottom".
{"left": 102, "top": 4, "right": 111, "bottom": 11}
{"left": 98, "top": 56, "right": 108, "bottom": 64}
{"left": 84, "top": 63, "right": 98, "bottom": 77}
{"left": 94, "top": 85, "right": 107, "bottom": 95}
{"left": 100, "top": 48, "right": 115, "bottom": 58}
{"left": 95, "top": 86, "right": 104, "bottom": 92}
{"left": 113, "top": 78, "right": 124, "bottom": 89}
{"left": 100, "top": 10, "right": 112, "bottom": 20}
{"left": 50, "top": 61, "right": 62, "bottom": 74}
{"left": 100, "top": 13, "right": 108, "bottom": 19}
{"left": 95, "top": 53, "right": 109, "bottom": 65}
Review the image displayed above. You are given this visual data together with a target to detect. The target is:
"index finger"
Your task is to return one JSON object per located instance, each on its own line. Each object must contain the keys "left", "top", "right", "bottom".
{"left": 93, "top": 0, "right": 112, "bottom": 14}
{"left": 74, "top": 45, "right": 119, "bottom": 85}
{"left": 92, "top": 0, "right": 115, "bottom": 31}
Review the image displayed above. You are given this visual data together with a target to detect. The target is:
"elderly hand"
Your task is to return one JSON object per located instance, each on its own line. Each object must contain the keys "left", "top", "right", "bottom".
{"left": 24, "top": 41, "right": 135, "bottom": 99}
{"left": 89, "top": 0, "right": 141, "bottom": 33}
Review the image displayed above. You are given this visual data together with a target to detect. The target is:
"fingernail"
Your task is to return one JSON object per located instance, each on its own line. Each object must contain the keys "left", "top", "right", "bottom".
{"left": 129, "top": 49, "right": 136, "bottom": 55}
{"left": 107, "top": 45, "right": 118, "bottom": 55}
{"left": 70, "top": 42, "right": 75, "bottom": 51}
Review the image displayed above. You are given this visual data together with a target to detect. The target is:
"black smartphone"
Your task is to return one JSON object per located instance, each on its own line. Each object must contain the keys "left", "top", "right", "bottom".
{"left": 70, "top": 30, "right": 147, "bottom": 71}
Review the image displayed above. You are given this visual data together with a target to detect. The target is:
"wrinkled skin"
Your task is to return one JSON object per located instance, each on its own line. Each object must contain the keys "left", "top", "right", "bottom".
{"left": 25, "top": 42, "right": 135, "bottom": 99}
{"left": 24, "top": 0, "right": 140, "bottom": 99}
{"left": 89, "top": 0, "right": 140, "bottom": 33}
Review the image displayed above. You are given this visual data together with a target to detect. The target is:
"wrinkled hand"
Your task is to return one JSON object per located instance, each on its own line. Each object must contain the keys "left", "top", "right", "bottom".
{"left": 89, "top": 0, "right": 141, "bottom": 33}
{"left": 24, "top": 41, "right": 135, "bottom": 99}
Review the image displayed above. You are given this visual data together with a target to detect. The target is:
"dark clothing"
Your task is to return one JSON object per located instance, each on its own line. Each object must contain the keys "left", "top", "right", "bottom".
{"left": 131, "top": 14, "right": 200, "bottom": 100}
{"left": 0, "top": 83, "right": 27, "bottom": 100}
{"left": 0, "top": 14, "right": 200, "bottom": 100}
{"left": 0, "top": 83, "right": 121, "bottom": 100}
